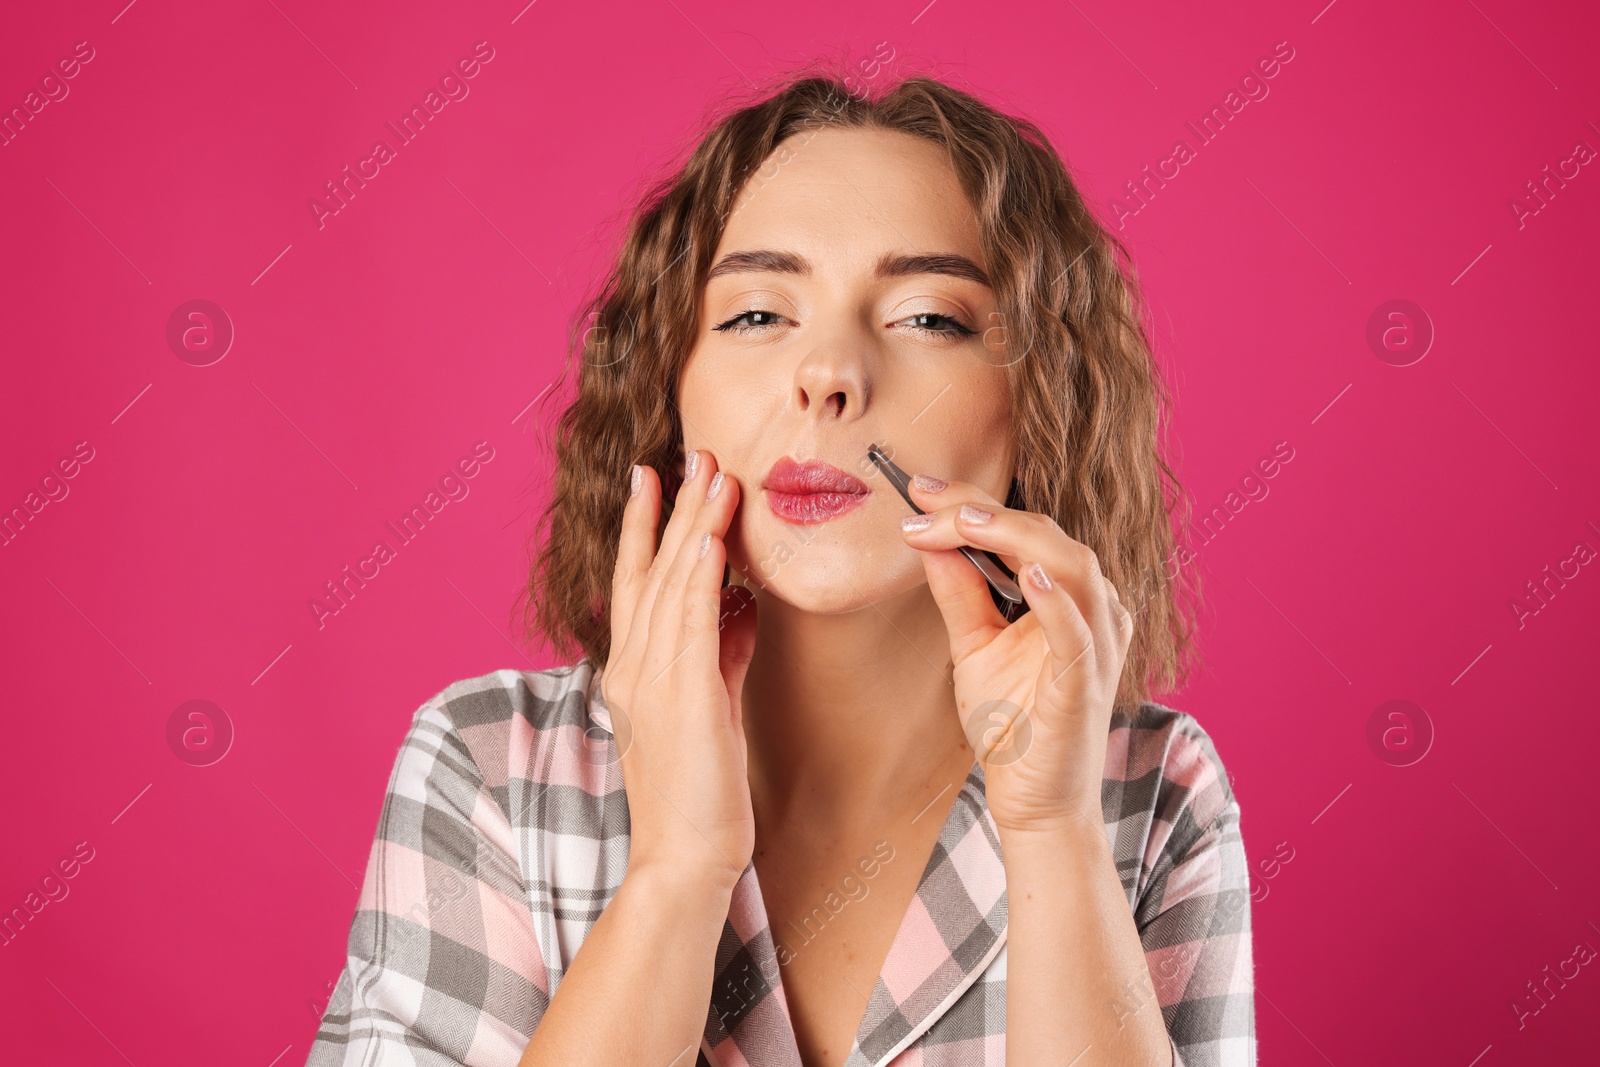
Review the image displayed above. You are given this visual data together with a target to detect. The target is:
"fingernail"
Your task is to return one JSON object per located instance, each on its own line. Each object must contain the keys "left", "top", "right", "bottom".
{"left": 901, "top": 513, "right": 933, "bottom": 532}
{"left": 685, "top": 450, "right": 700, "bottom": 481}
{"left": 629, "top": 464, "right": 642, "bottom": 498}
{"left": 707, "top": 471, "right": 724, "bottom": 501}
{"left": 958, "top": 503, "right": 992, "bottom": 524}
{"left": 912, "top": 473, "right": 946, "bottom": 493}
{"left": 1027, "top": 561, "right": 1052, "bottom": 590}
{"left": 698, "top": 531, "right": 712, "bottom": 559}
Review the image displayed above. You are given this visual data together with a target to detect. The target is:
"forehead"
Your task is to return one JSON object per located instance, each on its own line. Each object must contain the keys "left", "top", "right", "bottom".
{"left": 717, "top": 126, "right": 985, "bottom": 264}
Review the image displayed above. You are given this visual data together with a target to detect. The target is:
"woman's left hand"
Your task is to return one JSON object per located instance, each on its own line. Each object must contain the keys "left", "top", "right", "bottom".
{"left": 899, "top": 472, "right": 1135, "bottom": 836}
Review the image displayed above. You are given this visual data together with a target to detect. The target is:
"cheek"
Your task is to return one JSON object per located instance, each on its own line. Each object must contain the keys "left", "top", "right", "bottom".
{"left": 679, "top": 353, "right": 768, "bottom": 430}
{"left": 675, "top": 353, "right": 715, "bottom": 423}
{"left": 676, "top": 358, "right": 776, "bottom": 525}
{"left": 681, "top": 355, "right": 795, "bottom": 451}
{"left": 935, "top": 364, "right": 1010, "bottom": 439}
{"left": 929, "top": 364, "right": 1012, "bottom": 493}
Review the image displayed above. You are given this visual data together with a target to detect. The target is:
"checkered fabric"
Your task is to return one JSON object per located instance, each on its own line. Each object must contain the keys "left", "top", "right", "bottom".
{"left": 306, "top": 663, "right": 1254, "bottom": 1066}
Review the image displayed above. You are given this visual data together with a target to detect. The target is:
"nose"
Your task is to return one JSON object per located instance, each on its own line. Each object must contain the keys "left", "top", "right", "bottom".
{"left": 792, "top": 336, "right": 868, "bottom": 422}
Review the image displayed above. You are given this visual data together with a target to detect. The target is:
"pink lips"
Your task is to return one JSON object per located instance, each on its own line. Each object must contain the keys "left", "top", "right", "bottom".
{"left": 762, "top": 456, "right": 872, "bottom": 525}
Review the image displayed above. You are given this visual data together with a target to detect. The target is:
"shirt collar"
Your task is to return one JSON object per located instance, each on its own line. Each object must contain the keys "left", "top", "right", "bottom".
{"left": 585, "top": 667, "right": 1008, "bottom": 1066}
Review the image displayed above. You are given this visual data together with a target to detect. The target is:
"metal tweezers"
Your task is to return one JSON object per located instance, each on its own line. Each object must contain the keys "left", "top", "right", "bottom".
{"left": 865, "top": 443, "right": 1025, "bottom": 617}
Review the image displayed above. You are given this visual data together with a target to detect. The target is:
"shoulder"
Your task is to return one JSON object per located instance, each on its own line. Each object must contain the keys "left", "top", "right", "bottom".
{"left": 396, "top": 661, "right": 602, "bottom": 793}
{"left": 419, "top": 662, "right": 597, "bottom": 733}
{"left": 1103, "top": 702, "right": 1243, "bottom": 898}
{"left": 1108, "top": 702, "right": 1238, "bottom": 835}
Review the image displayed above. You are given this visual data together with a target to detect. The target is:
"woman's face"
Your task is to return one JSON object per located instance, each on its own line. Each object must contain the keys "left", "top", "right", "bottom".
{"left": 678, "top": 126, "right": 1014, "bottom": 613}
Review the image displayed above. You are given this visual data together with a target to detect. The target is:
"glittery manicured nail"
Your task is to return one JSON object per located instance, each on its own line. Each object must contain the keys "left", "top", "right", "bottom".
{"left": 901, "top": 513, "right": 933, "bottom": 532}
{"left": 707, "top": 471, "right": 724, "bottom": 502}
{"left": 685, "top": 450, "right": 700, "bottom": 481}
{"left": 958, "top": 504, "right": 992, "bottom": 524}
{"left": 1028, "top": 562, "right": 1052, "bottom": 590}
{"left": 698, "top": 531, "right": 712, "bottom": 559}
{"left": 629, "top": 464, "right": 642, "bottom": 498}
{"left": 912, "top": 473, "right": 947, "bottom": 493}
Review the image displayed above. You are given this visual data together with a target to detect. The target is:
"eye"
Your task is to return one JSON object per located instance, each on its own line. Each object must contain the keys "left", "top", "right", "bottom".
{"left": 897, "top": 312, "right": 977, "bottom": 339}
{"left": 713, "top": 309, "right": 789, "bottom": 334}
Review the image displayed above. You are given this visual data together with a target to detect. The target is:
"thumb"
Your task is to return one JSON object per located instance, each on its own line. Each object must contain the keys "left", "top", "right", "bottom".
{"left": 920, "top": 547, "right": 1007, "bottom": 665}
{"left": 716, "top": 586, "right": 759, "bottom": 720}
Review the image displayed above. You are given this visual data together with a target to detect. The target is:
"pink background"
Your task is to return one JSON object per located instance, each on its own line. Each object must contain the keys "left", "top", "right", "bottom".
{"left": 3, "top": 0, "right": 1598, "bottom": 1063}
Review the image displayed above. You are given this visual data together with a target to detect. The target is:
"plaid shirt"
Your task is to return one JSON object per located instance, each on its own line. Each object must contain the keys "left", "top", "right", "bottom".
{"left": 306, "top": 664, "right": 1255, "bottom": 1067}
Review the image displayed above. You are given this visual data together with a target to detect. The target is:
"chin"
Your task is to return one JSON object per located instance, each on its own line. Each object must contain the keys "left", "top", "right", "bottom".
{"left": 751, "top": 577, "right": 880, "bottom": 615}
{"left": 729, "top": 527, "right": 923, "bottom": 615}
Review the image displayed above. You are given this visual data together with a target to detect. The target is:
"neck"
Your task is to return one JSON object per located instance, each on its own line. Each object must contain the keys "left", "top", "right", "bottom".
{"left": 740, "top": 581, "right": 975, "bottom": 835}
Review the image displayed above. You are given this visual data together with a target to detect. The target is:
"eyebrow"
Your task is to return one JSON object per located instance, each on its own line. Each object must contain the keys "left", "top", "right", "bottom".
{"left": 705, "top": 249, "right": 991, "bottom": 288}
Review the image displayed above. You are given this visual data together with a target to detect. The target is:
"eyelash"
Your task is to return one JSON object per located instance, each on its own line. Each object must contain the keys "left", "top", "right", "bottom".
{"left": 712, "top": 309, "right": 978, "bottom": 339}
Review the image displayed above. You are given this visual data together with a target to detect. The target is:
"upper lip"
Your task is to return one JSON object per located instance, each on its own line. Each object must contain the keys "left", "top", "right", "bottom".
{"left": 762, "top": 456, "right": 872, "bottom": 495}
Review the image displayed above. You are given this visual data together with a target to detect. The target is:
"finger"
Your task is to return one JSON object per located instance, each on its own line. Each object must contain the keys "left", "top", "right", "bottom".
{"left": 1083, "top": 566, "right": 1128, "bottom": 665}
{"left": 717, "top": 586, "right": 759, "bottom": 729}
{"left": 1105, "top": 575, "right": 1136, "bottom": 656}
{"left": 627, "top": 448, "right": 719, "bottom": 655}
{"left": 917, "top": 545, "right": 1008, "bottom": 666}
{"left": 900, "top": 498, "right": 1050, "bottom": 560}
{"left": 639, "top": 463, "right": 742, "bottom": 684}
{"left": 611, "top": 463, "right": 663, "bottom": 656}
{"left": 652, "top": 448, "right": 717, "bottom": 585}
{"left": 905, "top": 471, "right": 1005, "bottom": 512}
{"left": 1026, "top": 554, "right": 1134, "bottom": 703}
{"left": 651, "top": 455, "right": 739, "bottom": 622}
{"left": 903, "top": 473, "right": 1019, "bottom": 569}
{"left": 639, "top": 527, "right": 730, "bottom": 690}
{"left": 1016, "top": 556, "right": 1104, "bottom": 696}
{"left": 902, "top": 502, "right": 1118, "bottom": 652}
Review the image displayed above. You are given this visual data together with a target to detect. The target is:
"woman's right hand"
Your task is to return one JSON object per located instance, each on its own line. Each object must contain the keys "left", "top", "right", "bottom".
{"left": 602, "top": 449, "right": 760, "bottom": 893}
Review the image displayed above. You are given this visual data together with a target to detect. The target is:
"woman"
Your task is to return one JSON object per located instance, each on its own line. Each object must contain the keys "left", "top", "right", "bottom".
{"left": 307, "top": 70, "right": 1254, "bottom": 1067}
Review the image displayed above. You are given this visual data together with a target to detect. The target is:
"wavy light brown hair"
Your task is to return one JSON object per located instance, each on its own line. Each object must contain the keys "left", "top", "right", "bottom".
{"left": 517, "top": 67, "right": 1202, "bottom": 708}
